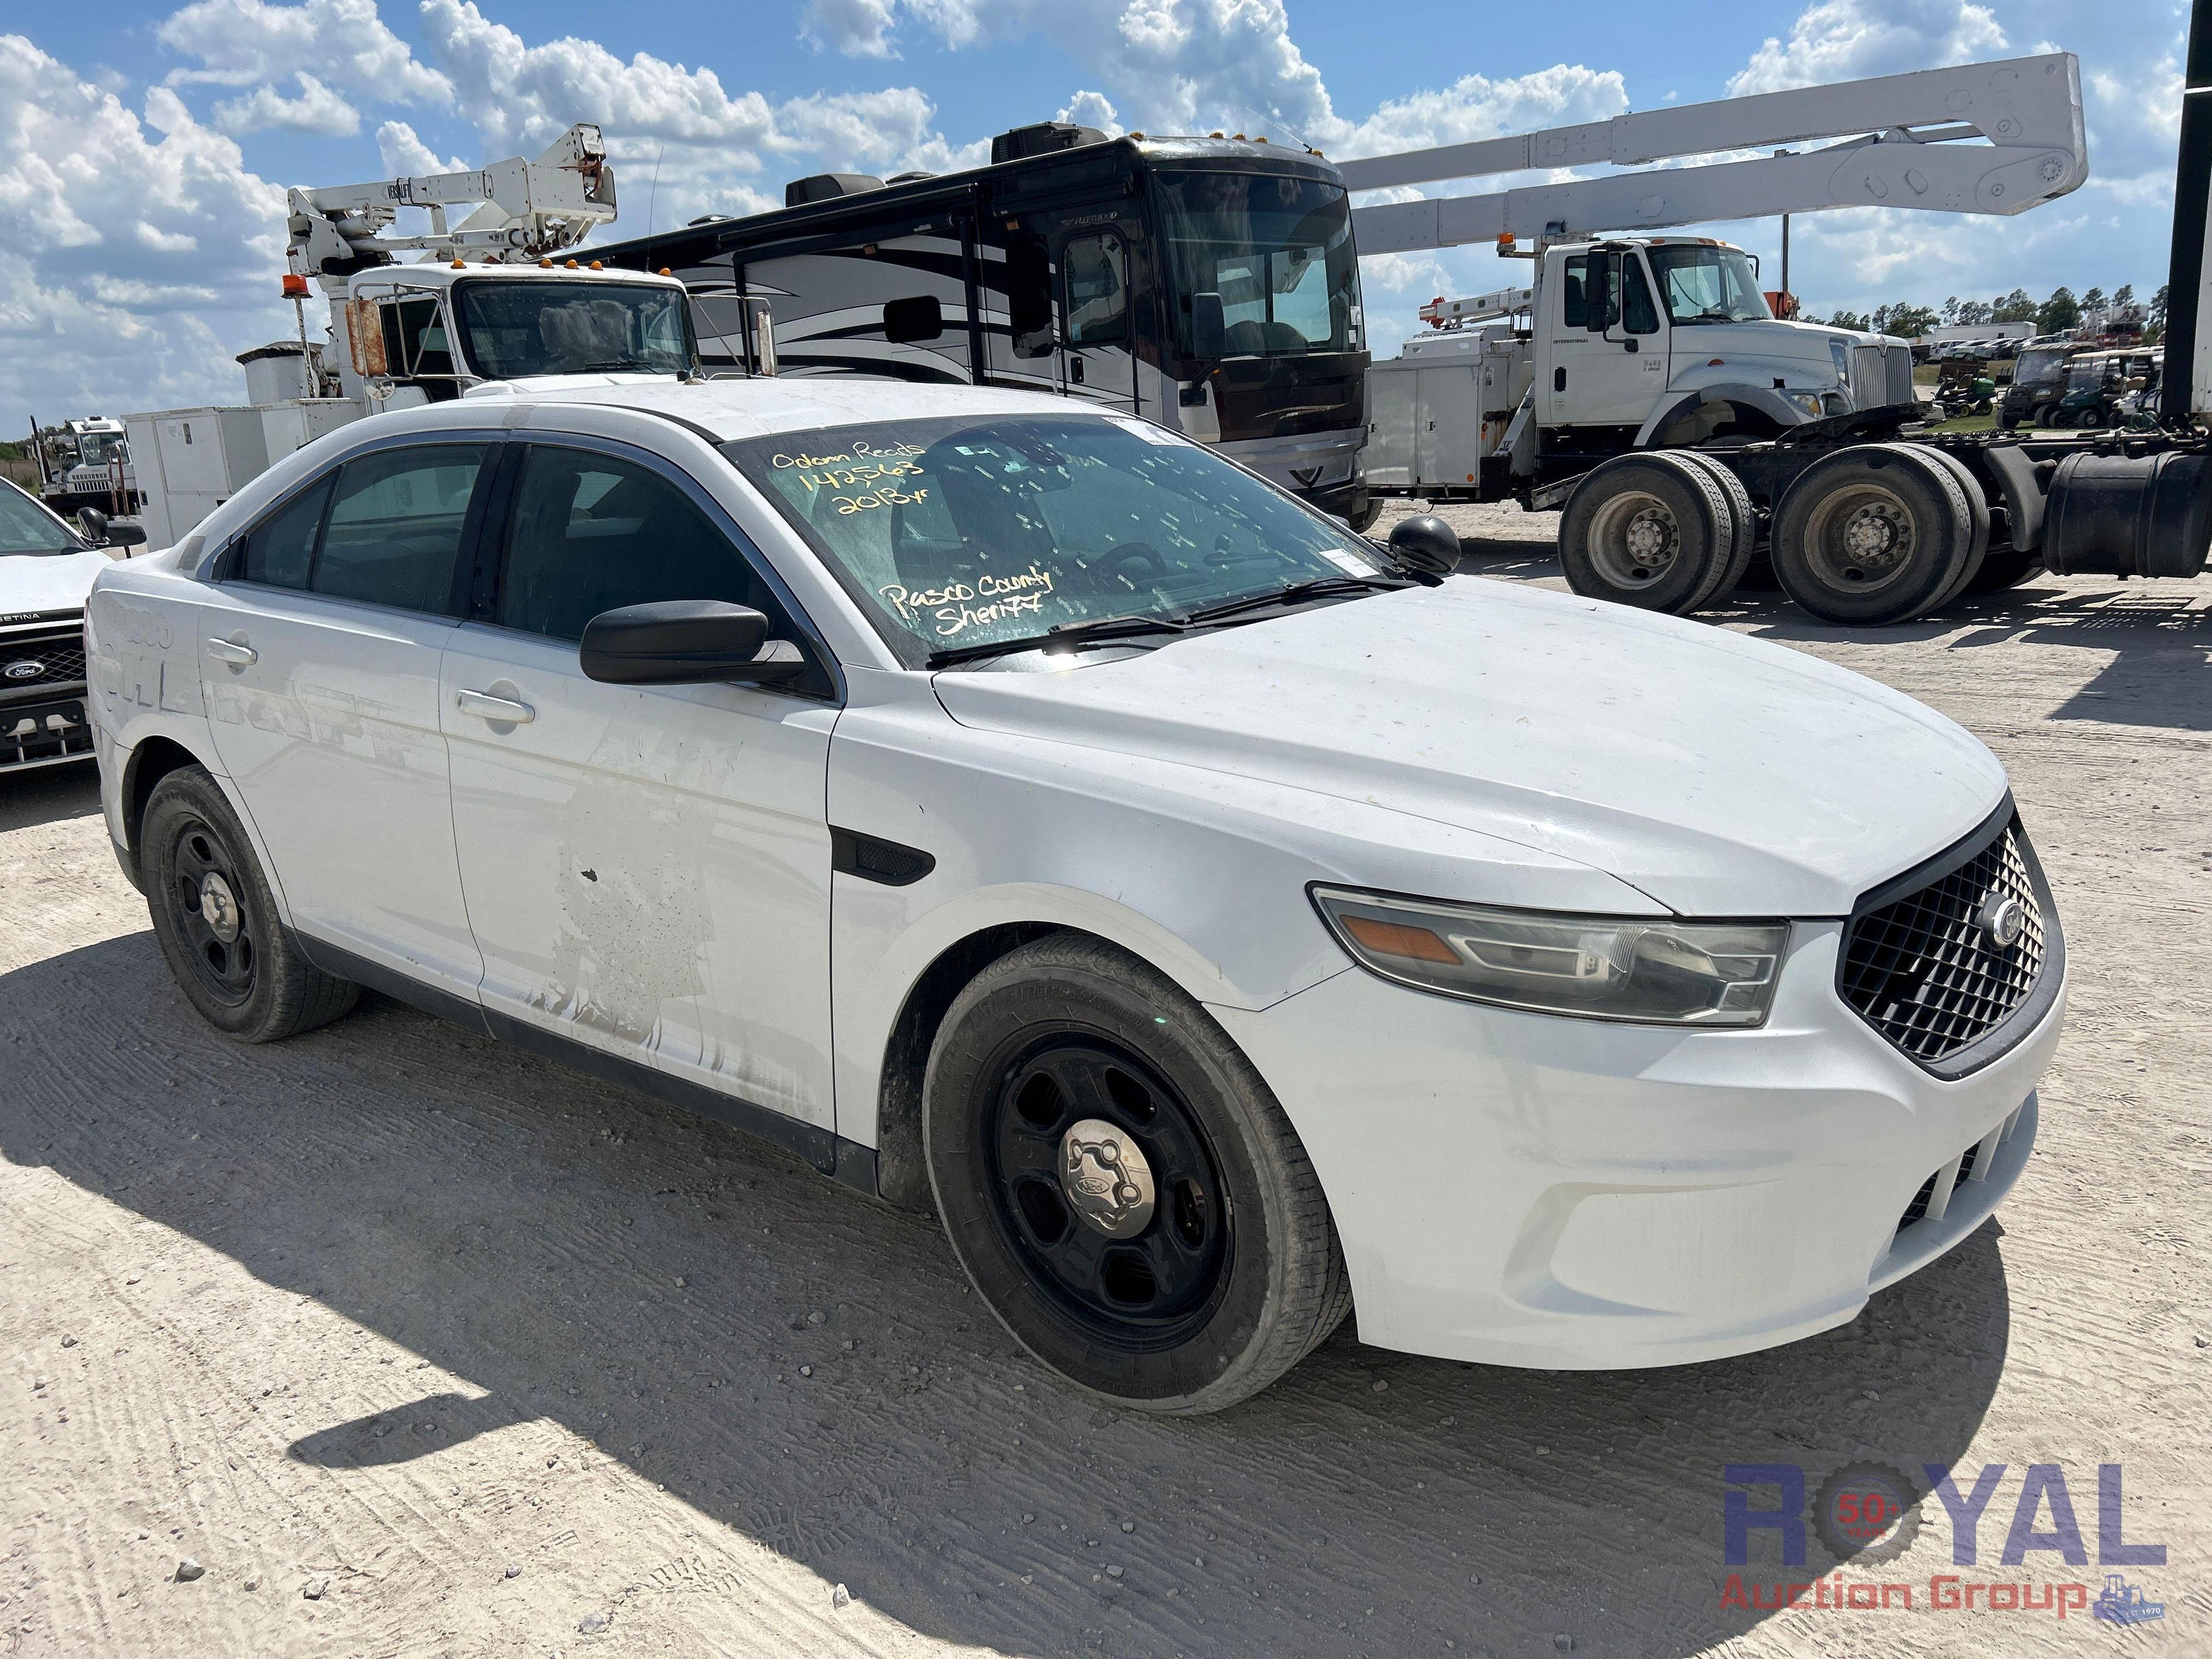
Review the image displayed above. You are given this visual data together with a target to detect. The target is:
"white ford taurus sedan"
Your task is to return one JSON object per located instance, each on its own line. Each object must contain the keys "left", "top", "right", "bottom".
{"left": 86, "top": 378, "right": 2063, "bottom": 1412}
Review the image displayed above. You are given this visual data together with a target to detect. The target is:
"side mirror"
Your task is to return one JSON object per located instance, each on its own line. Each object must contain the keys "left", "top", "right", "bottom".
{"left": 1384, "top": 514, "right": 1460, "bottom": 583}
{"left": 107, "top": 521, "right": 148, "bottom": 549}
{"left": 884, "top": 294, "right": 943, "bottom": 344}
{"left": 77, "top": 507, "right": 108, "bottom": 544}
{"left": 579, "top": 601, "right": 808, "bottom": 687}
{"left": 1190, "top": 291, "right": 1227, "bottom": 360}
{"left": 1584, "top": 251, "right": 1613, "bottom": 333}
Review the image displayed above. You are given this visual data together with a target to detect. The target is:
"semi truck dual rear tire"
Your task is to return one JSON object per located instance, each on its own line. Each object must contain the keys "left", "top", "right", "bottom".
{"left": 1771, "top": 444, "right": 1976, "bottom": 625}
{"left": 1559, "top": 453, "right": 1729, "bottom": 615}
{"left": 1897, "top": 443, "right": 1993, "bottom": 612}
{"left": 1669, "top": 451, "right": 1758, "bottom": 609}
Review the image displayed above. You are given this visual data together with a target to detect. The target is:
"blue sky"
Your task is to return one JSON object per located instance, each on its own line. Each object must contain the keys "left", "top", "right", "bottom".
{"left": 1, "top": 1, "right": 2190, "bottom": 430}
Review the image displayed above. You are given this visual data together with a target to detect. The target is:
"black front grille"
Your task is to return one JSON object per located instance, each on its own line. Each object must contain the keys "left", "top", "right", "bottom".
{"left": 1841, "top": 815, "right": 2047, "bottom": 1066}
{"left": 0, "top": 626, "right": 88, "bottom": 695}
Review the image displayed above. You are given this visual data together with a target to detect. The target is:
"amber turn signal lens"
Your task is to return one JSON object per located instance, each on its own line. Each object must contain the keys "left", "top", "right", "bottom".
{"left": 1340, "top": 914, "right": 1458, "bottom": 964}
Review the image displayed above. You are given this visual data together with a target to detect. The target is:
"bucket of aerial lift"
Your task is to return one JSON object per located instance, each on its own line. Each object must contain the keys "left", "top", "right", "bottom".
{"left": 2041, "top": 448, "right": 2212, "bottom": 577}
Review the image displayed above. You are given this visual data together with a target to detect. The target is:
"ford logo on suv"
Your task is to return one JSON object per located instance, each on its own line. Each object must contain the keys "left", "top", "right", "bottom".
{"left": 2, "top": 660, "right": 45, "bottom": 681}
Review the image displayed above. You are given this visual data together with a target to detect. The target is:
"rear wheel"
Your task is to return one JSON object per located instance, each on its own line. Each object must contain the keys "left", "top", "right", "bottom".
{"left": 1772, "top": 444, "right": 1975, "bottom": 625}
{"left": 1670, "top": 451, "right": 1758, "bottom": 610}
{"left": 142, "top": 766, "right": 358, "bottom": 1043}
{"left": 1898, "top": 444, "right": 1992, "bottom": 612}
{"left": 1559, "top": 453, "right": 1729, "bottom": 615}
{"left": 923, "top": 935, "right": 1349, "bottom": 1414}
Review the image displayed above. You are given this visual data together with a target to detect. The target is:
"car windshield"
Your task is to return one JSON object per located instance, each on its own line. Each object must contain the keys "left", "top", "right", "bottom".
{"left": 1156, "top": 171, "right": 1362, "bottom": 358}
{"left": 729, "top": 414, "right": 1394, "bottom": 664}
{"left": 454, "top": 279, "right": 697, "bottom": 378}
{"left": 0, "top": 485, "right": 81, "bottom": 556}
{"left": 1645, "top": 245, "right": 1771, "bottom": 325}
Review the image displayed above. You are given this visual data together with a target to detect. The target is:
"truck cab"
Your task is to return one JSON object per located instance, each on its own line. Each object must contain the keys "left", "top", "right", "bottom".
{"left": 1532, "top": 237, "right": 1913, "bottom": 458}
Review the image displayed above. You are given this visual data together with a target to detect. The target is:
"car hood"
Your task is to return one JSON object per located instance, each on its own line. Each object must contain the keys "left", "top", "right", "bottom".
{"left": 1, "top": 548, "right": 109, "bottom": 618}
{"left": 929, "top": 579, "right": 2008, "bottom": 917}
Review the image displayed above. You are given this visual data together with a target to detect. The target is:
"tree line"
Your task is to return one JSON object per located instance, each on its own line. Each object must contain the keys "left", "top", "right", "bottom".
{"left": 1809, "top": 283, "right": 2168, "bottom": 339}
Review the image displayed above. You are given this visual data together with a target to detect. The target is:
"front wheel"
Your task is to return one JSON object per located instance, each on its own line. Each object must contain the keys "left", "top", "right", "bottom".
{"left": 923, "top": 936, "right": 1350, "bottom": 1414}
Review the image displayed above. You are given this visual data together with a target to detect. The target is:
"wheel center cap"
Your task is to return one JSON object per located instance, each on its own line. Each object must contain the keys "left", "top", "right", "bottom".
{"left": 1059, "top": 1118, "right": 1157, "bottom": 1239}
{"left": 199, "top": 871, "right": 241, "bottom": 944}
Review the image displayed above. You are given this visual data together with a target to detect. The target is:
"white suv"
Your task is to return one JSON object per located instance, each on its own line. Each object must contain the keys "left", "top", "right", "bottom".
{"left": 86, "top": 379, "right": 2064, "bottom": 1412}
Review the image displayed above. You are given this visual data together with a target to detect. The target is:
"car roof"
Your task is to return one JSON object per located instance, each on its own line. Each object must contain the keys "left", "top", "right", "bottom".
{"left": 419, "top": 376, "right": 1094, "bottom": 445}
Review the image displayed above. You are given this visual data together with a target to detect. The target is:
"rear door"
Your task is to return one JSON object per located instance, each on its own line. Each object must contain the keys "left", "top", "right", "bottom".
{"left": 441, "top": 437, "right": 840, "bottom": 1128}
{"left": 199, "top": 440, "right": 490, "bottom": 988}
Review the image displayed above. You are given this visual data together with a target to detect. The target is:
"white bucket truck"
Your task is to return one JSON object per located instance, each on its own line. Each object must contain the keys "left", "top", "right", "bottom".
{"left": 128, "top": 124, "right": 707, "bottom": 547}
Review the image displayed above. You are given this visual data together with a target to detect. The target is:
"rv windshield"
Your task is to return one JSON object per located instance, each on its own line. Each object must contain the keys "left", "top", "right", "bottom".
{"left": 1157, "top": 172, "right": 1362, "bottom": 359}
{"left": 1646, "top": 245, "right": 1771, "bottom": 325}
{"left": 454, "top": 280, "right": 697, "bottom": 379}
{"left": 728, "top": 414, "right": 1394, "bottom": 664}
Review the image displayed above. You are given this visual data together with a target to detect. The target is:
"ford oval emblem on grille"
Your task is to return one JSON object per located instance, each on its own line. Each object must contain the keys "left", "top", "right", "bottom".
{"left": 1978, "top": 893, "right": 2027, "bottom": 950}
{"left": 2, "top": 659, "right": 44, "bottom": 681}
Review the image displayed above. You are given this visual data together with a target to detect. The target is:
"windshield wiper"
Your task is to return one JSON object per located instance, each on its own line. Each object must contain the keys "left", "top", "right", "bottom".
{"left": 1179, "top": 573, "right": 1407, "bottom": 626}
{"left": 926, "top": 611, "right": 1191, "bottom": 668}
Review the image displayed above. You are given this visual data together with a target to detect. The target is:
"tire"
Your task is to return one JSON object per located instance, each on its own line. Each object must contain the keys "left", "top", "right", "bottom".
{"left": 1669, "top": 450, "right": 1758, "bottom": 609}
{"left": 1771, "top": 444, "right": 1975, "bottom": 626}
{"left": 1896, "top": 444, "right": 1992, "bottom": 612}
{"left": 922, "top": 935, "right": 1350, "bottom": 1414}
{"left": 1559, "top": 453, "right": 1729, "bottom": 615}
{"left": 141, "top": 765, "right": 359, "bottom": 1043}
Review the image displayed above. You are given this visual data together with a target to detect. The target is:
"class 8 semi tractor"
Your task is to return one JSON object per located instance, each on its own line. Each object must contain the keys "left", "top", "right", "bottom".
{"left": 1343, "top": 45, "right": 2212, "bottom": 626}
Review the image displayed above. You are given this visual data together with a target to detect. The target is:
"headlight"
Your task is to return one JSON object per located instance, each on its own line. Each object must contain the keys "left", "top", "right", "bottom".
{"left": 1786, "top": 391, "right": 1825, "bottom": 418}
{"left": 1310, "top": 886, "right": 1789, "bottom": 1027}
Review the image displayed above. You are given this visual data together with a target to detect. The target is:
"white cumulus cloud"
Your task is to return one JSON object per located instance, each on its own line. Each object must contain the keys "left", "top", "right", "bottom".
{"left": 214, "top": 71, "right": 361, "bottom": 135}
{"left": 159, "top": 0, "right": 452, "bottom": 103}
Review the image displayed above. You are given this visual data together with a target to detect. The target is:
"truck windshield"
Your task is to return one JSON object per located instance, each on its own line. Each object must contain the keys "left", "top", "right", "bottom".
{"left": 728, "top": 414, "right": 1392, "bottom": 664}
{"left": 76, "top": 432, "right": 127, "bottom": 467}
{"left": 1157, "top": 172, "right": 1362, "bottom": 358}
{"left": 0, "top": 486, "right": 79, "bottom": 556}
{"left": 1646, "top": 245, "right": 1771, "bottom": 325}
{"left": 454, "top": 280, "right": 696, "bottom": 378}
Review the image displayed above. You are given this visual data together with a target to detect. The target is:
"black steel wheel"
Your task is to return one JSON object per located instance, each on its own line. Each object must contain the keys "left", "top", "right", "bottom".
{"left": 141, "top": 764, "right": 358, "bottom": 1042}
{"left": 984, "top": 1035, "right": 1231, "bottom": 1346}
{"left": 924, "top": 935, "right": 1350, "bottom": 1413}
{"left": 166, "top": 812, "right": 257, "bottom": 1007}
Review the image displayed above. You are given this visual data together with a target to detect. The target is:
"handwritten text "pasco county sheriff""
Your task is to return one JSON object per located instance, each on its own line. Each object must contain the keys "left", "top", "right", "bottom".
{"left": 880, "top": 565, "right": 1059, "bottom": 638}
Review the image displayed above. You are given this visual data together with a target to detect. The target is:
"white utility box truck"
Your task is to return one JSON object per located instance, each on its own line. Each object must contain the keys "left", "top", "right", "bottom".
{"left": 128, "top": 123, "right": 714, "bottom": 548}
{"left": 1345, "top": 53, "right": 2109, "bottom": 623}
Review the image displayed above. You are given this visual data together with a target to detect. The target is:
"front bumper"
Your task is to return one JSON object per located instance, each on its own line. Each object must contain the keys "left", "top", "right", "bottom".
{"left": 1209, "top": 919, "right": 2064, "bottom": 1370}
{"left": 1, "top": 692, "right": 94, "bottom": 771}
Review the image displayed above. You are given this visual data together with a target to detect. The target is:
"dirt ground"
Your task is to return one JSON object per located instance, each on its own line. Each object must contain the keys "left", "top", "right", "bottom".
{"left": 3, "top": 512, "right": 2207, "bottom": 1658}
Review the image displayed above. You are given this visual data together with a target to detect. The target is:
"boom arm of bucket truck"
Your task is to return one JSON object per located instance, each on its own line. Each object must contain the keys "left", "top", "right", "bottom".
{"left": 286, "top": 122, "right": 617, "bottom": 275}
{"left": 1340, "top": 54, "right": 2085, "bottom": 254}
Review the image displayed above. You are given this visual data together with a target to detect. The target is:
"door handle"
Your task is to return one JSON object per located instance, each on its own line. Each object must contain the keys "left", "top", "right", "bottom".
{"left": 456, "top": 688, "right": 535, "bottom": 725}
{"left": 205, "top": 637, "right": 257, "bottom": 667}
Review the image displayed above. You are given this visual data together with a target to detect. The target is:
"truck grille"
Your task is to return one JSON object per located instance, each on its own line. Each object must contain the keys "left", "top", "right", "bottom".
{"left": 0, "top": 625, "right": 88, "bottom": 696}
{"left": 1840, "top": 815, "right": 2048, "bottom": 1067}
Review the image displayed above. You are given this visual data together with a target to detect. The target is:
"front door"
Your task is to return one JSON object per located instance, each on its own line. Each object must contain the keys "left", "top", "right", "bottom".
{"left": 1547, "top": 249, "right": 1668, "bottom": 426}
{"left": 1054, "top": 226, "right": 1139, "bottom": 414}
{"left": 199, "top": 440, "right": 490, "bottom": 988}
{"left": 441, "top": 438, "right": 839, "bottom": 1128}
